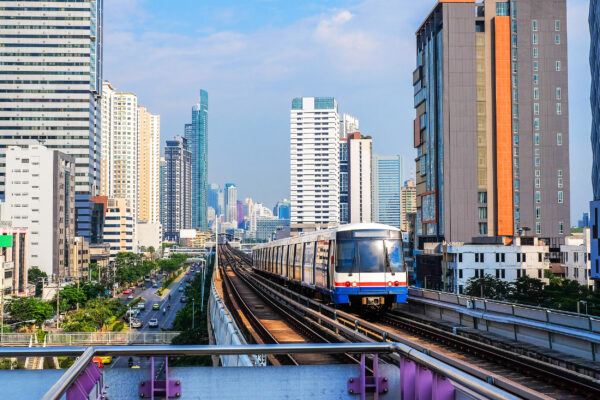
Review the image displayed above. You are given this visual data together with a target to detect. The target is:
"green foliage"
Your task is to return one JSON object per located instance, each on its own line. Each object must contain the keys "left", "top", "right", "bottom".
{"left": 5, "top": 297, "right": 53, "bottom": 327}
{"left": 55, "top": 286, "right": 87, "bottom": 312}
{"left": 27, "top": 267, "right": 47, "bottom": 297}
{"left": 89, "top": 262, "right": 99, "bottom": 281}
{"left": 113, "top": 252, "right": 157, "bottom": 287}
{"left": 61, "top": 298, "right": 123, "bottom": 332}
{"left": 464, "top": 275, "right": 510, "bottom": 300}
{"left": 112, "top": 321, "right": 125, "bottom": 332}
{"left": 148, "top": 246, "right": 156, "bottom": 254}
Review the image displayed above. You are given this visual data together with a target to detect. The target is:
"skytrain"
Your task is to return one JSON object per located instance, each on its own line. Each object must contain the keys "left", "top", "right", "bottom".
{"left": 252, "top": 223, "right": 407, "bottom": 311}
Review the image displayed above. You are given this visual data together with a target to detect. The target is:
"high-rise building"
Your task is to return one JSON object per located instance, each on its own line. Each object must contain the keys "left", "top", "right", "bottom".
{"left": 188, "top": 90, "right": 208, "bottom": 230}
{"left": 138, "top": 105, "right": 161, "bottom": 224}
{"left": 160, "top": 157, "right": 166, "bottom": 228}
{"left": 224, "top": 183, "right": 237, "bottom": 224}
{"left": 589, "top": 0, "right": 600, "bottom": 285}
{"left": 340, "top": 137, "right": 349, "bottom": 224}
{"left": 208, "top": 183, "right": 221, "bottom": 216}
{"left": 414, "top": 0, "right": 569, "bottom": 245}
{"left": 100, "top": 82, "right": 139, "bottom": 228}
{"left": 237, "top": 200, "right": 245, "bottom": 228}
{"left": 4, "top": 145, "right": 75, "bottom": 278}
{"left": 290, "top": 97, "right": 340, "bottom": 231}
{"left": 0, "top": 1, "right": 103, "bottom": 240}
{"left": 164, "top": 136, "right": 192, "bottom": 241}
{"left": 372, "top": 155, "right": 403, "bottom": 229}
{"left": 347, "top": 133, "right": 372, "bottom": 223}
{"left": 274, "top": 199, "right": 291, "bottom": 220}
{"left": 401, "top": 179, "right": 417, "bottom": 232}
{"left": 340, "top": 113, "right": 359, "bottom": 139}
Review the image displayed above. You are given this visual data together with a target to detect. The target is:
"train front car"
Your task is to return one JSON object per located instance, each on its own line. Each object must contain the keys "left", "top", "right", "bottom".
{"left": 333, "top": 224, "right": 406, "bottom": 311}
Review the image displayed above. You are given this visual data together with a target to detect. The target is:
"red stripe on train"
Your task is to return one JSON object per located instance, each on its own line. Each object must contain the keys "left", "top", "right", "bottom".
{"left": 334, "top": 282, "right": 407, "bottom": 287}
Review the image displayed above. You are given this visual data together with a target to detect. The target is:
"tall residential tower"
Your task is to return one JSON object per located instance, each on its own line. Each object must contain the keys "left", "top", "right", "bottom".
{"left": 589, "top": 0, "right": 600, "bottom": 286}
{"left": 164, "top": 137, "right": 192, "bottom": 241}
{"left": 413, "top": 0, "right": 569, "bottom": 245}
{"left": 188, "top": 90, "right": 209, "bottom": 231}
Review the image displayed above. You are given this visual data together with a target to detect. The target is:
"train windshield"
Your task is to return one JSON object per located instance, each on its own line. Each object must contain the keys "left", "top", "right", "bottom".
{"left": 336, "top": 239, "right": 404, "bottom": 274}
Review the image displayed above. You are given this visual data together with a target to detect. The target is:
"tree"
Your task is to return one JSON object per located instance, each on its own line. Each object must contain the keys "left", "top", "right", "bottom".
{"left": 148, "top": 246, "right": 156, "bottom": 254}
{"left": 28, "top": 267, "right": 47, "bottom": 297}
{"left": 89, "top": 262, "right": 99, "bottom": 281}
{"left": 509, "top": 276, "right": 546, "bottom": 305}
{"left": 55, "top": 286, "right": 86, "bottom": 312}
{"left": 464, "top": 274, "right": 510, "bottom": 300}
{"left": 5, "top": 297, "right": 53, "bottom": 327}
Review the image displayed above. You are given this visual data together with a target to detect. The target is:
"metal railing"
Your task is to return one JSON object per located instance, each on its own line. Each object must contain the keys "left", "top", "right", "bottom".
{"left": 0, "top": 332, "right": 181, "bottom": 346}
{"left": 0, "top": 342, "right": 520, "bottom": 400}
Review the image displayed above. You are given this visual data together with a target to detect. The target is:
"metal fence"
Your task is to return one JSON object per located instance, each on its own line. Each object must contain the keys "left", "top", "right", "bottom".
{"left": 0, "top": 332, "right": 181, "bottom": 346}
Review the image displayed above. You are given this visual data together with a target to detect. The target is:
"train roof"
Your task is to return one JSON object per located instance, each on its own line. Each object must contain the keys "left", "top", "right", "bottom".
{"left": 251, "top": 223, "right": 402, "bottom": 250}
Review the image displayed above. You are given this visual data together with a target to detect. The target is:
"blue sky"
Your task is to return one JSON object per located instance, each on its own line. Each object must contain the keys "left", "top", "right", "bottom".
{"left": 104, "top": 0, "right": 592, "bottom": 224}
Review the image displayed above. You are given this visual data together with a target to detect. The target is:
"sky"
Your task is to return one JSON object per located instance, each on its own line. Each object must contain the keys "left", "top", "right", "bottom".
{"left": 104, "top": 0, "right": 592, "bottom": 223}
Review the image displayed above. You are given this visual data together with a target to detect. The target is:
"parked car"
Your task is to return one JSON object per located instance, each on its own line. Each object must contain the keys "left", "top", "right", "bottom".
{"left": 180, "top": 296, "right": 188, "bottom": 303}
{"left": 137, "top": 303, "right": 145, "bottom": 310}
{"left": 130, "top": 318, "right": 142, "bottom": 328}
{"left": 127, "top": 294, "right": 134, "bottom": 299}
{"left": 148, "top": 318, "right": 159, "bottom": 328}
{"left": 152, "top": 283, "right": 158, "bottom": 288}
{"left": 152, "top": 303, "right": 160, "bottom": 310}
{"left": 123, "top": 289, "right": 132, "bottom": 294}
{"left": 178, "top": 286, "right": 184, "bottom": 292}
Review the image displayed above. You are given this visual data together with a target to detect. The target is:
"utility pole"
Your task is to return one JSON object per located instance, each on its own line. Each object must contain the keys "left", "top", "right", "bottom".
{"left": 56, "top": 281, "right": 60, "bottom": 330}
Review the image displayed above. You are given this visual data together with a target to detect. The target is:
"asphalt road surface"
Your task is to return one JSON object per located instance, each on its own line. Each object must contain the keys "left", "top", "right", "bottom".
{"left": 108, "top": 268, "right": 195, "bottom": 369}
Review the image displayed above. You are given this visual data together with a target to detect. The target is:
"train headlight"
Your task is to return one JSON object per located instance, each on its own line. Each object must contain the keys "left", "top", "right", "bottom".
{"left": 352, "top": 282, "right": 357, "bottom": 287}
{"left": 394, "top": 281, "right": 400, "bottom": 287}
{"left": 387, "top": 281, "right": 393, "bottom": 287}
{"left": 345, "top": 281, "right": 351, "bottom": 288}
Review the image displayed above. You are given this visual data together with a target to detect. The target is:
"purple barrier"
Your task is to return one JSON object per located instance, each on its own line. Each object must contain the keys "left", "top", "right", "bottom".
{"left": 66, "top": 361, "right": 103, "bottom": 400}
{"left": 401, "top": 357, "right": 455, "bottom": 400}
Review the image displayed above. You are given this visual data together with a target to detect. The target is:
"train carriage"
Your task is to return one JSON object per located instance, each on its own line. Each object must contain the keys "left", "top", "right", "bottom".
{"left": 252, "top": 223, "right": 407, "bottom": 311}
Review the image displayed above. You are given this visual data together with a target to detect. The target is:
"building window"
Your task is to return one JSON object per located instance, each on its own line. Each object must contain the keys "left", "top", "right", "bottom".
{"left": 459, "top": 269, "right": 463, "bottom": 279}
{"left": 532, "top": 33, "right": 538, "bottom": 45}
{"left": 556, "top": 87, "right": 562, "bottom": 100}
{"left": 459, "top": 253, "right": 463, "bottom": 263}
{"left": 535, "top": 177, "right": 541, "bottom": 188}
{"left": 559, "top": 221, "right": 564, "bottom": 234}
{"left": 556, "top": 61, "right": 561, "bottom": 71}
{"left": 479, "top": 223, "right": 488, "bottom": 235}
{"left": 496, "top": 253, "right": 500, "bottom": 263}
{"left": 475, "top": 253, "right": 479, "bottom": 263}
{"left": 478, "top": 207, "right": 488, "bottom": 219}
{"left": 532, "top": 20, "right": 538, "bottom": 31}
{"left": 536, "top": 206, "right": 541, "bottom": 219}
{"left": 496, "top": 2, "right": 509, "bottom": 16}
{"left": 535, "top": 133, "right": 540, "bottom": 145}
{"left": 536, "top": 191, "right": 541, "bottom": 203}
{"left": 558, "top": 169, "right": 563, "bottom": 177}
{"left": 533, "top": 74, "right": 539, "bottom": 85}
{"left": 558, "top": 191, "right": 563, "bottom": 203}
{"left": 478, "top": 191, "right": 488, "bottom": 204}
{"left": 517, "top": 270, "right": 521, "bottom": 278}
{"left": 533, "top": 47, "right": 538, "bottom": 58}
{"left": 555, "top": 34, "right": 560, "bottom": 45}
{"left": 534, "top": 118, "right": 540, "bottom": 130}
{"left": 535, "top": 157, "right": 540, "bottom": 167}
{"left": 533, "top": 87, "right": 539, "bottom": 100}
{"left": 533, "top": 103, "right": 539, "bottom": 115}
{"left": 536, "top": 222, "right": 541, "bottom": 234}
{"left": 557, "top": 133, "right": 562, "bottom": 145}
{"left": 558, "top": 177, "right": 563, "bottom": 188}
{"left": 556, "top": 103, "right": 562, "bottom": 115}
{"left": 555, "top": 20, "right": 560, "bottom": 31}
{"left": 533, "top": 61, "right": 538, "bottom": 71}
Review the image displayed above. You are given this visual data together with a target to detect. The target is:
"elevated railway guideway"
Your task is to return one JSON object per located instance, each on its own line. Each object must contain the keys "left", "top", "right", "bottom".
{"left": 221, "top": 243, "right": 600, "bottom": 399}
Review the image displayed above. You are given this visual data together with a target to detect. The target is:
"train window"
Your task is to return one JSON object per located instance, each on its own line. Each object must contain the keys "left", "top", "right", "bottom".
{"left": 303, "top": 242, "right": 315, "bottom": 285}
{"left": 283, "top": 246, "right": 289, "bottom": 277}
{"left": 293, "top": 243, "right": 303, "bottom": 280}
{"left": 385, "top": 240, "right": 405, "bottom": 273}
{"left": 358, "top": 240, "right": 385, "bottom": 273}
{"left": 336, "top": 240, "right": 357, "bottom": 273}
{"left": 315, "top": 241, "right": 330, "bottom": 287}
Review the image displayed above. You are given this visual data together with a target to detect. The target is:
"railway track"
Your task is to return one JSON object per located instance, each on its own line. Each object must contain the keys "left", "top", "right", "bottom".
{"left": 222, "top": 244, "right": 600, "bottom": 399}
{"left": 217, "top": 248, "right": 353, "bottom": 366}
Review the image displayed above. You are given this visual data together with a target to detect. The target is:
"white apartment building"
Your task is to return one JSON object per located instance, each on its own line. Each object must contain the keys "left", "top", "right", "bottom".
{"left": 138, "top": 105, "right": 161, "bottom": 224}
{"left": 445, "top": 237, "right": 550, "bottom": 294}
{"left": 340, "top": 113, "right": 359, "bottom": 139}
{"left": 103, "top": 198, "right": 134, "bottom": 261}
{"left": 561, "top": 228, "right": 593, "bottom": 288}
{"left": 225, "top": 183, "right": 237, "bottom": 224}
{"left": 4, "top": 146, "right": 75, "bottom": 278}
{"left": 290, "top": 97, "right": 340, "bottom": 230}
{"left": 0, "top": 1, "right": 103, "bottom": 239}
{"left": 347, "top": 133, "right": 372, "bottom": 223}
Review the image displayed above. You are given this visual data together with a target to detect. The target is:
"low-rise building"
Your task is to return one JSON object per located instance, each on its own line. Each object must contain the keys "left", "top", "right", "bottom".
{"left": 137, "top": 221, "right": 162, "bottom": 252}
{"left": 103, "top": 198, "right": 134, "bottom": 260}
{"left": 0, "top": 225, "right": 28, "bottom": 296}
{"left": 90, "top": 243, "right": 111, "bottom": 280}
{"left": 560, "top": 228, "right": 593, "bottom": 289}
{"left": 444, "top": 237, "right": 550, "bottom": 294}
{"left": 69, "top": 237, "right": 89, "bottom": 280}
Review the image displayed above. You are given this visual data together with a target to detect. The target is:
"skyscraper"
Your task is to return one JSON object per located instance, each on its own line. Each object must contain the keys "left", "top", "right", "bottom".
{"left": 347, "top": 133, "right": 372, "bottom": 223}
{"left": 274, "top": 199, "right": 291, "bottom": 220}
{"left": 188, "top": 90, "right": 209, "bottom": 230}
{"left": 208, "top": 183, "right": 221, "bottom": 216}
{"left": 414, "top": 0, "right": 569, "bottom": 244}
{"left": 160, "top": 157, "right": 167, "bottom": 228}
{"left": 138, "top": 105, "right": 161, "bottom": 224}
{"left": 401, "top": 179, "right": 417, "bottom": 232}
{"left": 100, "top": 82, "right": 139, "bottom": 227}
{"left": 164, "top": 136, "right": 192, "bottom": 241}
{"left": 0, "top": 1, "right": 103, "bottom": 240}
{"left": 290, "top": 97, "right": 340, "bottom": 231}
{"left": 237, "top": 200, "right": 245, "bottom": 228}
{"left": 589, "top": 0, "right": 600, "bottom": 285}
{"left": 372, "top": 155, "right": 403, "bottom": 229}
{"left": 224, "top": 183, "right": 237, "bottom": 224}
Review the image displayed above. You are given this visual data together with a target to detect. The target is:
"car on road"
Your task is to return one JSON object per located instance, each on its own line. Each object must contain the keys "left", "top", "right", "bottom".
{"left": 130, "top": 318, "right": 142, "bottom": 328}
{"left": 180, "top": 296, "right": 188, "bottom": 303}
{"left": 127, "top": 294, "right": 134, "bottom": 299}
{"left": 93, "top": 356, "right": 112, "bottom": 365}
{"left": 152, "top": 303, "right": 160, "bottom": 310}
{"left": 123, "top": 289, "right": 132, "bottom": 294}
{"left": 178, "top": 286, "right": 184, "bottom": 292}
{"left": 185, "top": 271, "right": 190, "bottom": 275}
{"left": 148, "top": 318, "right": 159, "bottom": 328}
{"left": 137, "top": 303, "right": 145, "bottom": 310}
{"left": 152, "top": 283, "right": 158, "bottom": 288}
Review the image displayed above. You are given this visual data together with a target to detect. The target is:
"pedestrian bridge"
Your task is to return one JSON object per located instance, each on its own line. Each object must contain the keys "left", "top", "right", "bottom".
{"left": 0, "top": 331, "right": 181, "bottom": 346}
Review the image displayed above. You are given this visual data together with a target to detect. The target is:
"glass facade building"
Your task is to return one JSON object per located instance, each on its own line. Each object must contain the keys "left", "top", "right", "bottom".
{"left": 589, "top": 0, "right": 600, "bottom": 284}
{"left": 187, "top": 90, "right": 208, "bottom": 231}
{"left": 0, "top": 0, "right": 103, "bottom": 240}
{"left": 372, "top": 155, "right": 403, "bottom": 229}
